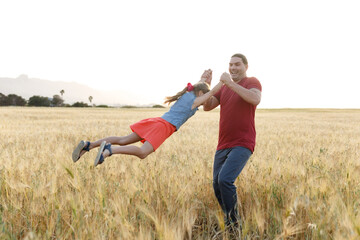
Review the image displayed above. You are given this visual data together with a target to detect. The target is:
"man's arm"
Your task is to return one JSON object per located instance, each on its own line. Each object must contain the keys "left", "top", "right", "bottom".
{"left": 220, "top": 72, "right": 261, "bottom": 106}
{"left": 202, "top": 96, "right": 220, "bottom": 111}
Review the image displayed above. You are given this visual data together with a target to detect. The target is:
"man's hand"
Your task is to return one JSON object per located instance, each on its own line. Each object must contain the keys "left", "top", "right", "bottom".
{"left": 220, "top": 72, "right": 261, "bottom": 106}
{"left": 220, "top": 72, "right": 232, "bottom": 85}
{"left": 200, "top": 69, "right": 212, "bottom": 85}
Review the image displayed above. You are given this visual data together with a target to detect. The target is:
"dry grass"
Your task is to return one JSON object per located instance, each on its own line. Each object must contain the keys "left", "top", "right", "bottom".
{"left": 1, "top": 107, "right": 360, "bottom": 239}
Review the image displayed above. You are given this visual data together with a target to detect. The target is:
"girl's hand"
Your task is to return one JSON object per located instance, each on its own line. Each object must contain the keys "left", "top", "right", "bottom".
{"left": 200, "top": 69, "right": 212, "bottom": 85}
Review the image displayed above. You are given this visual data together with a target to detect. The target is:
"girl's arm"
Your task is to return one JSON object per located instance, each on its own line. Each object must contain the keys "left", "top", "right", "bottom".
{"left": 191, "top": 81, "right": 223, "bottom": 110}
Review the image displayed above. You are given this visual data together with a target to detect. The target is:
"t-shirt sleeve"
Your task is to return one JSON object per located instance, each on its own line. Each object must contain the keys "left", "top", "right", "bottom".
{"left": 213, "top": 85, "right": 223, "bottom": 102}
{"left": 246, "top": 78, "right": 262, "bottom": 92}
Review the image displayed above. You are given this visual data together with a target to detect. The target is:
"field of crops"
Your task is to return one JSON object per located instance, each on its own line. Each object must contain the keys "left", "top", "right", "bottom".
{"left": 1, "top": 107, "right": 359, "bottom": 239}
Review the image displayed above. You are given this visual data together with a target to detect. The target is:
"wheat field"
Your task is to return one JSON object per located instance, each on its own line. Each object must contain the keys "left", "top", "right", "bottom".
{"left": 1, "top": 107, "right": 360, "bottom": 239}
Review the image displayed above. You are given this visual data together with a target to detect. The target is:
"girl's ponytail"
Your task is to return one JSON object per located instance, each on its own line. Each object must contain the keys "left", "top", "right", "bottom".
{"left": 164, "top": 82, "right": 210, "bottom": 105}
{"left": 164, "top": 87, "right": 187, "bottom": 105}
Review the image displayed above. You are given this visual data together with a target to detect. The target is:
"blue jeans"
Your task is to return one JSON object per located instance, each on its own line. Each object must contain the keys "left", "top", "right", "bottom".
{"left": 213, "top": 146, "right": 252, "bottom": 225}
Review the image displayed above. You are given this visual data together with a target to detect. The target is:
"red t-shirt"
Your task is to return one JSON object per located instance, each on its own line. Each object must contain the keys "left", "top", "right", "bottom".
{"left": 214, "top": 77, "right": 262, "bottom": 152}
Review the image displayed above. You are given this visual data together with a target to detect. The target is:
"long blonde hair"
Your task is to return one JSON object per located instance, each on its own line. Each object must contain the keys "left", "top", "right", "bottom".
{"left": 164, "top": 82, "right": 210, "bottom": 105}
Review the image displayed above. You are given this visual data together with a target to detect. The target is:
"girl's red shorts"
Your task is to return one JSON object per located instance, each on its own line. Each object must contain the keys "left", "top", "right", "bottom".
{"left": 130, "top": 117, "right": 176, "bottom": 151}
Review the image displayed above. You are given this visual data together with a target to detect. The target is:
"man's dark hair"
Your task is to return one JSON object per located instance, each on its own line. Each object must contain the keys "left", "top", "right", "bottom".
{"left": 232, "top": 53, "right": 248, "bottom": 65}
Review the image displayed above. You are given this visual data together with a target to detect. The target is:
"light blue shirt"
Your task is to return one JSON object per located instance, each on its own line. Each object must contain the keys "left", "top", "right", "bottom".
{"left": 161, "top": 92, "right": 198, "bottom": 130}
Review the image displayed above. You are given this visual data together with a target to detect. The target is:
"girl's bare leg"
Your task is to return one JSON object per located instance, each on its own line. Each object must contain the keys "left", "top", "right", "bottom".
{"left": 103, "top": 141, "right": 154, "bottom": 160}
{"left": 79, "top": 132, "right": 142, "bottom": 158}
{"left": 89, "top": 132, "right": 142, "bottom": 148}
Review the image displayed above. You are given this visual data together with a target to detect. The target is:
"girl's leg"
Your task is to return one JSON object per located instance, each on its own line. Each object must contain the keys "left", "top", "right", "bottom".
{"left": 80, "top": 132, "right": 142, "bottom": 157}
{"left": 103, "top": 141, "right": 154, "bottom": 160}
{"left": 89, "top": 132, "right": 142, "bottom": 149}
{"left": 78, "top": 133, "right": 142, "bottom": 159}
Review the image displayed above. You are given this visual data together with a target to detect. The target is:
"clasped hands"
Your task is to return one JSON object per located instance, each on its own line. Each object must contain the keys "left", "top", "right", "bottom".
{"left": 200, "top": 69, "right": 212, "bottom": 85}
{"left": 200, "top": 69, "right": 232, "bottom": 86}
{"left": 219, "top": 72, "right": 232, "bottom": 85}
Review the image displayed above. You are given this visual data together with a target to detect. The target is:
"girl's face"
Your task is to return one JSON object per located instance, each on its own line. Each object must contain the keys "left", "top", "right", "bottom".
{"left": 196, "top": 90, "right": 204, "bottom": 97}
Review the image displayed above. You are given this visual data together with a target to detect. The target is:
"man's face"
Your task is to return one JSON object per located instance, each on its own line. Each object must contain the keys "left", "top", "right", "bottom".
{"left": 229, "top": 57, "right": 248, "bottom": 81}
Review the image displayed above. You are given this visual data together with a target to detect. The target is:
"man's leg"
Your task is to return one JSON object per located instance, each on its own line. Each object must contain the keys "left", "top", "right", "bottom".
{"left": 213, "top": 149, "right": 231, "bottom": 213}
{"left": 217, "top": 146, "right": 252, "bottom": 225}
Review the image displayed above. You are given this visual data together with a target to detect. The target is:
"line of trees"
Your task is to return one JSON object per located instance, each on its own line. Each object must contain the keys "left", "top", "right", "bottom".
{"left": 0, "top": 90, "right": 97, "bottom": 107}
{"left": 0, "top": 93, "right": 27, "bottom": 106}
{"left": 0, "top": 90, "right": 165, "bottom": 108}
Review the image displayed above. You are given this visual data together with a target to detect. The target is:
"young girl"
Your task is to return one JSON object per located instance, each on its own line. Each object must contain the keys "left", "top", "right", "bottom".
{"left": 72, "top": 72, "right": 222, "bottom": 166}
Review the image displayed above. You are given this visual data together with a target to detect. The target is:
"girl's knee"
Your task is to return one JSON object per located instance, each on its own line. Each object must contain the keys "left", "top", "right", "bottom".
{"left": 138, "top": 149, "right": 152, "bottom": 159}
{"left": 138, "top": 142, "right": 154, "bottom": 159}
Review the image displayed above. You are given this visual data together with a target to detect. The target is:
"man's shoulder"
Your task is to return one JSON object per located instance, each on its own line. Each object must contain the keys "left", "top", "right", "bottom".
{"left": 243, "top": 77, "right": 262, "bottom": 91}
{"left": 244, "top": 77, "right": 260, "bottom": 83}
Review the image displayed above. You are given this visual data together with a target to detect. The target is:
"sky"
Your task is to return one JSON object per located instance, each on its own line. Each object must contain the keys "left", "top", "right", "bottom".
{"left": 1, "top": 0, "right": 359, "bottom": 108}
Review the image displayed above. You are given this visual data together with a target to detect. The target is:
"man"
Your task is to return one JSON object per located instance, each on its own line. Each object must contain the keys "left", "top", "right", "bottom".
{"left": 203, "top": 53, "right": 262, "bottom": 227}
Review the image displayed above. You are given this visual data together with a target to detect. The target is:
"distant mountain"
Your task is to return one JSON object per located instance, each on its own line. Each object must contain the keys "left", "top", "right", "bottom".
{"left": 0, "top": 75, "right": 154, "bottom": 106}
